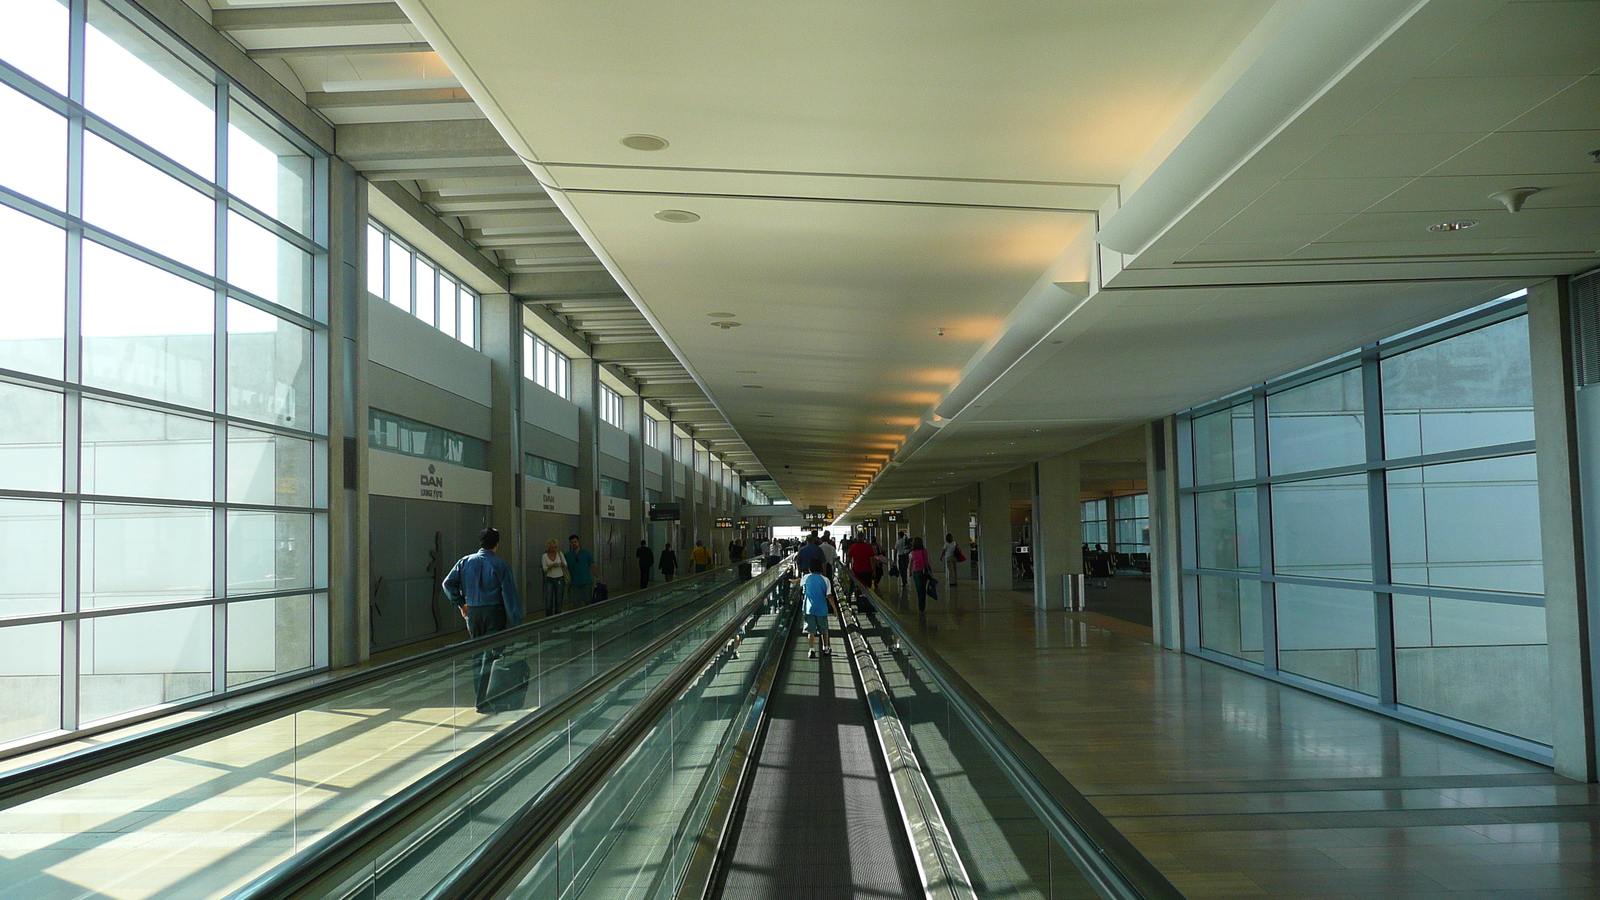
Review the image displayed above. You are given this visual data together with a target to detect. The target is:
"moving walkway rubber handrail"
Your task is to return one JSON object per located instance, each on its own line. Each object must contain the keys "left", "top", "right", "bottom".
{"left": 837, "top": 590, "right": 976, "bottom": 900}
{"left": 0, "top": 563, "right": 742, "bottom": 812}
{"left": 227, "top": 561, "right": 790, "bottom": 900}
{"left": 419, "top": 570, "right": 792, "bottom": 900}
{"left": 674, "top": 599, "right": 799, "bottom": 900}
{"left": 843, "top": 569, "right": 1186, "bottom": 900}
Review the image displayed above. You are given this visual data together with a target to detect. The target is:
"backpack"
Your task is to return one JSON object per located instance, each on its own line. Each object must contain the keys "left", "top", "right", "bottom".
{"left": 592, "top": 582, "right": 609, "bottom": 603}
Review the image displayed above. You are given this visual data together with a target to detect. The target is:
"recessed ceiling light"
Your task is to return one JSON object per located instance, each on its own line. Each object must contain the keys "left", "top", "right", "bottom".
{"left": 621, "top": 134, "right": 669, "bottom": 151}
{"left": 711, "top": 321, "right": 741, "bottom": 329}
{"left": 707, "top": 311, "right": 735, "bottom": 318}
{"left": 742, "top": 384, "right": 763, "bottom": 389}
{"left": 655, "top": 209, "right": 700, "bottom": 223}
{"left": 758, "top": 412, "right": 774, "bottom": 417}
{"left": 1427, "top": 219, "right": 1478, "bottom": 233}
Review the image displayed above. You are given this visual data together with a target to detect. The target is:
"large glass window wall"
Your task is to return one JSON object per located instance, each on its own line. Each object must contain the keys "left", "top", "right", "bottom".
{"left": 1181, "top": 301, "right": 1546, "bottom": 752}
{"left": 0, "top": 0, "right": 328, "bottom": 746}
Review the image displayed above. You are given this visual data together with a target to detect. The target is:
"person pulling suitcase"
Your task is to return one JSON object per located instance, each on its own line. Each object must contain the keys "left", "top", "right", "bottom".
{"left": 443, "top": 527, "right": 525, "bottom": 713}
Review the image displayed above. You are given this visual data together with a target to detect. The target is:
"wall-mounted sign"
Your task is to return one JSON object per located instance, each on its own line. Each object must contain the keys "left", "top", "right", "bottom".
{"left": 370, "top": 449, "right": 493, "bottom": 505}
{"left": 882, "top": 509, "right": 905, "bottom": 522}
{"left": 737, "top": 518, "right": 750, "bottom": 528}
{"left": 715, "top": 516, "right": 734, "bottom": 528}
{"left": 524, "top": 475, "right": 580, "bottom": 515}
{"left": 601, "top": 495, "right": 631, "bottom": 520}
{"left": 649, "top": 502, "right": 681, "bottom": 522}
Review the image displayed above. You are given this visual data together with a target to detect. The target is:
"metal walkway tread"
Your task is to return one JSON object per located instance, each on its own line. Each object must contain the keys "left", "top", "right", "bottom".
{"left": 715, "top": 627, "right": 922, "bottom": 900}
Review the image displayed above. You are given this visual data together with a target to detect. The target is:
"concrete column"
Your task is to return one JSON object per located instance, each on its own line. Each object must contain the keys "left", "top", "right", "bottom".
{"left": 1033, "top": 454, "right": 1082, "bottom": 609}
{"left": 1530, "top": 277, "right": 1594, "bottom": 780}
{"left": 572, "top": 357, "right": 600, "bottom": 554}
{"left": 977, "top": 474, "right": 1013, "bottom": 592}
{"left": 1149, "top": 417, "right": 1183, "bottom": 650}
{"left": 481, "top": 291, "right": 524, "bottom": 591}
{"left": 625, "top": 392, "right": 646, "bottom": 572}
{"left": 326, "top": 161, "right": 367, "bottom": 667}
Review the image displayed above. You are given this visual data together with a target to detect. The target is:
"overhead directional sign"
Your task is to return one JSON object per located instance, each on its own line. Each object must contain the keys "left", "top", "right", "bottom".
{"left": 649, "top": 502, "right": 681, "bottom": 521}
{"left": 715, "top": 516, "right": 734, "bottom": 528}
{"left": 882, "top": 508, "right": 905, "bottom": 522}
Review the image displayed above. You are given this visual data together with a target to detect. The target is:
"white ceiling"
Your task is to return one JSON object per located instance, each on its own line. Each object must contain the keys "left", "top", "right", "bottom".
{"left": 391, "top": 0, "right": 1599, "bottom": 515}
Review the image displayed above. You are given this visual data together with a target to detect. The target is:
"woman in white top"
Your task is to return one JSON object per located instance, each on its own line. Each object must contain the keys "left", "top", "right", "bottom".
{"left": 941, "top": 533, "right": 961, "bottom": 586}
{"left": 540, "top": 538, "right": 569, "bottom": 616}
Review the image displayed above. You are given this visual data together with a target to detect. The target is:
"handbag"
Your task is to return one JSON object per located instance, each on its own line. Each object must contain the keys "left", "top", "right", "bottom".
{"left": 953, "top": 547, "right": 966, "bottom": 563}
{"left": 927, "top": 576, "right": 939, "bottom": 601}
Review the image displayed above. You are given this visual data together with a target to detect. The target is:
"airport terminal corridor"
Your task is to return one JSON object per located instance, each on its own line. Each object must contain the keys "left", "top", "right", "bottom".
{"left": 2, "top": 0, "right": 1599, "bottom": 897}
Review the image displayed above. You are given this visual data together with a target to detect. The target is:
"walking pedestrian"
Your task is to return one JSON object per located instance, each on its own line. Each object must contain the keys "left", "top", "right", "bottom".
{"left": 636, "top": 539, "right": 654, "bottom": 590}
{"left": 538, "top": 538, "right": 568, "bottom": 617}
{"left": 442, "top": 527, "right": 523, "bottom": 712}
{"left": 565, "top": 534, "right": 598, "bottom": 606}
{"left": 910, "top": 536, "right": 934, "bottom": 611}
{"left": 941, "top": 532, "right": 962, "bottom": 586}
{"left": 894, "top": 531, "right": 911, "bottom": 582}
{"left": 801, "top": 558, "right": 836, "bottom": 659}
{"left": 659, "top": 542, "right": 679, "bottom": 581}
{"left": 691, "top": 539, "right": 711, "bottom": 573}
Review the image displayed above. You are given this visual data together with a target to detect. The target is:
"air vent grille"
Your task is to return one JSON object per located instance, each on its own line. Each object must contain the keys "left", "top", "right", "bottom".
{"left": 1572, "top": 272, "right": 1600, "bottom": 387}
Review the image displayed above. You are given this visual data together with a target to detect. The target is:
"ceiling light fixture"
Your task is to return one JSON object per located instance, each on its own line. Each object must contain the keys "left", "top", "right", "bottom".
{"left": 1427, "top": 219, "right": 1478, "bottom": 233}
{"left": 742, "top": 384, "right": 763, "bottom": 389}
{"left": 621, "top": 134, "right": 669, "bottom": 151}
{"left": 1489, "top": 187, "right": 1541, "bottom": 213}
{"left": 708, "top": 311, "right": 735, "bottom": 318}
{"left": 655, "top": 209, "right": 700, "bottom": 223}
{"left": 710, "top": 321, "right": 741, "bottom": 329}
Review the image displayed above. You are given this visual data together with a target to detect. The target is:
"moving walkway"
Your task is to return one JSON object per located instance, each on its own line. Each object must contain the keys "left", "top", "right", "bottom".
{"left": 0, "top": 560, "right": 1183, "bottom": 900}
{"left": 0, "top": 564, "right": 773, "bottom": 900}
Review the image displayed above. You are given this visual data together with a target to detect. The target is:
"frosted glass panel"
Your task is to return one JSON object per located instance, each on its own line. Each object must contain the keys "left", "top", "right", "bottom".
{"left": 79, "top": 605, "right": 211, "bottom": 723}
{"left": 227, "top": 211, "right": 310, "bottom": 314}
{"left": 227, "top": 101, "right": 311, "bottom": 234}
{"left": 1387, "top": 455, "right": 1542, "bottom": 595}
{"left": 227, "top": 426, "right": 313, "bottom": 507}
{"left": 81, "top": 240, "right": 214, "bottom": 410}
{"left": 82, "top": 133, "right": 214, "bottom": 273}
{"left": 366, "top": 224, "right": 385, "bottom": 297}
{"left": 0, "top": 380, "right": 63, "bottom": 492}
{"left": 0, "top": 622, "right": 62, "bottom": 744}
{"left": 1394, "top": 594, "right": 1550, "bottom": 743}
{"left": 0, "top": 0, "right": 69, "bottom": 92}
{"left": 0, "top": 82, "right": 67, "bottom": 209}
{"left": 81, "top": 503, "right": 212, "bottom": 609}
{"left": 227, "top": 510, "right": 312, "bottom": 595}
{"left": 85, "top": 0, "right": 214, "bottom": 178}
{"left": 1383, "top": 316, "right": 1533, "bottom": 458}
{"left": 1267, "top": 370, "right": 1364, "bottom": 475}
{"left": 1194, "top": 489, "right": 1257, "bottom": 571}
{"left": 1198, "top": 576, "right": 1261, "bottom": 663}
{"left": 226, "top": 594, "right": 312, "bottom": 687}
{"left": 0, "top": 204, "right": 66, "bottom": 379}
{"left": 1272, "top": 474, "right": 1370, "bottom": 581}
{"left": 1275, "top": 583, "right": 1376, "bottom": 695}
{"left": 81, "top": 398, "right": 212, "bottom": 501}
{"left": 1191, "top": 402, "right": 1254, "bottom": 485}
{"left": 0, "top": 500, "right": 62, "bottom": 618}
{"left": 227, "top": 299, "right": 311, "bottom": 428}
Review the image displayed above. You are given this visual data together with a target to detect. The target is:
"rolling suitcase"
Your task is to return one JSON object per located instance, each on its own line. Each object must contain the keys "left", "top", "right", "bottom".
{"left": 485, "top": 656, "right": 530, "bottom": 712}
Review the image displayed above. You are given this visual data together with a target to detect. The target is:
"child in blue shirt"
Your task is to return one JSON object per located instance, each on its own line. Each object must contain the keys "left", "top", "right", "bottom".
{"left": 801, "top": 558, "right": 835, "bottom": 659}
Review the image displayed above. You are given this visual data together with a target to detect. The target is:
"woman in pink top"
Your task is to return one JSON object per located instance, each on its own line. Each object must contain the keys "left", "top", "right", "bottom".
{"left": 909, "top": 537, "right": 933, "bottom": 611}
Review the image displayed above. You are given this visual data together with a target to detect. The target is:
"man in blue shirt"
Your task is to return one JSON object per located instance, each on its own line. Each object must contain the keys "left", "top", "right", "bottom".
{"left": 801, "top": 558, "right": 836, "bottom": 659}
{"left": 566, "top": 534, "right": 598, "bottom": 606}
{"left": 443, "top": 527, "right": 523, "bottom": 712}
{"left": 795, "top": 533, "right": 825, "bottom": 584}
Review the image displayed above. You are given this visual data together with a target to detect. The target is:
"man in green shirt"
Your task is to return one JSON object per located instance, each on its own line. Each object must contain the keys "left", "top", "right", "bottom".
{"left": 566, "top": 534, "right": 598, "bottom": 606}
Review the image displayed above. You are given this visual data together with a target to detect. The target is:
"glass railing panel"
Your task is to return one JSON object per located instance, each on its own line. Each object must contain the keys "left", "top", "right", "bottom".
{"left": 317, "top": 570, "right": 784, "bottom": 900}
{"left": 0, "top": 570, "right": 754, "bottom": 900}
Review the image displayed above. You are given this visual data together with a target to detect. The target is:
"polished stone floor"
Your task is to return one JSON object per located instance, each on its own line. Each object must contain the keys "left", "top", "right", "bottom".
{"left": 875, "top": 574, "right": 1600, "bottom": 900}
